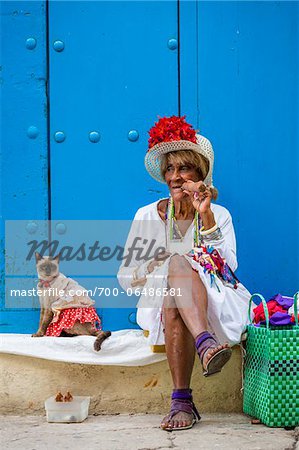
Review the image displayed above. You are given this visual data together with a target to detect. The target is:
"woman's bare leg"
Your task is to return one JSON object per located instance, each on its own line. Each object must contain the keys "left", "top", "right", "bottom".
{"left": 167, "top": 255, "right": 229, "bottom": 366}
{"left": 161, "top": 305, "right": 195, "bottom": 429}
{"left": 161, "top": 255, "right": 229, "bottom": 430}
{"left": 164, "top": 307, "right": 195, "bottom": 388}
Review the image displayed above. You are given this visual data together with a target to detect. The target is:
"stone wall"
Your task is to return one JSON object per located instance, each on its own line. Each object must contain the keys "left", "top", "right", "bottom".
{"left": 0, "top": 346, "right": 244, "bottom": 415}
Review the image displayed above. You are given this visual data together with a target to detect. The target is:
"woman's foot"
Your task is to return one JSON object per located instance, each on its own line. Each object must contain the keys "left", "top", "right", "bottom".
{"left": 195, "top": 331, "right": 232, "bottom": 376}
{"left": 161, "top": 410, "right": 194, "bottom": 430}
{"left": 160, "top": 390, "right": 201, "bottom": 432}
{"left": 202, "top": 343, "right": 230, "bottom": 372}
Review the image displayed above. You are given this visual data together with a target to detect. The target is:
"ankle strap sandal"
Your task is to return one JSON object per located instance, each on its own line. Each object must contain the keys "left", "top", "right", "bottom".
{"left": 161, "top": 389, "right": 201, "bottom": 432}
{"left": 195, "top": 331, "right": 232, "bottom": 377}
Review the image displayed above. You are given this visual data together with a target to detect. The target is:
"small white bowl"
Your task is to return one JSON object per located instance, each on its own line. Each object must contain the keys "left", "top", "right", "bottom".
{"left": 45, "top": 396, "right": 90, "bottom": 423}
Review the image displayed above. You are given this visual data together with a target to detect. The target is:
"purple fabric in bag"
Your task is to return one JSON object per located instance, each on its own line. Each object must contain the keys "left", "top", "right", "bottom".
{"left": 255, "top": 293, "right": 295, "bottom": 327}
{"left": 258, "top": 311, "right": 293, "bottom": 326}
{"left": 269, "top": 311, "right": 293, "bottom": 326}
{"left": 271, "top": 294, "right": 293, "bottom": 309}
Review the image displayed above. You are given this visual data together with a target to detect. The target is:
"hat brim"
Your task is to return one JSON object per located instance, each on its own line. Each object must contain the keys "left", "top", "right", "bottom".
{"left": 144, "top": 138, "right": 213, "bottom": 185}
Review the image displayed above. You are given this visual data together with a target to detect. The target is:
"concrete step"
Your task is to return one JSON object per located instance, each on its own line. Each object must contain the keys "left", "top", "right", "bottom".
{"left": 0, "top": 346, "right": 243, "bottom": 415}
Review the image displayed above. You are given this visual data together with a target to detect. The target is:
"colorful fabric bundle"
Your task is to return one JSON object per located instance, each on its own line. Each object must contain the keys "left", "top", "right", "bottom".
{"left": 253, "top": 293, "right": 298, "bottom": 326}
{"left": 191, "top": 245, "right": 239, "bottom": 291}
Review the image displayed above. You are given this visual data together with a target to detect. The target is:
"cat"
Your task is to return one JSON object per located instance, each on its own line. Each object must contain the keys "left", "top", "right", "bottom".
{"left": 33, "top": 252, "right": 111, "bottom": 351}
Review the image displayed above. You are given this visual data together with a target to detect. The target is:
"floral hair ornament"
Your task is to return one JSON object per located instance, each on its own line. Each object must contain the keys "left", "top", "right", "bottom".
{"left": 145, "top": 115, "right": 215, "bottom": 186}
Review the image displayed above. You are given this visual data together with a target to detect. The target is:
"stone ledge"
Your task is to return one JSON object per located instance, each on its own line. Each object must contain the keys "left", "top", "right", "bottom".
{"left": 0, "top": 346, "right": 243, "bottom": 415}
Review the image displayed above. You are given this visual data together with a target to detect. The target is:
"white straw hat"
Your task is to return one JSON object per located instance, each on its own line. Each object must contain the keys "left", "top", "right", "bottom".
{"left": 144, "top": 116, "right": 214, "bottom": 186}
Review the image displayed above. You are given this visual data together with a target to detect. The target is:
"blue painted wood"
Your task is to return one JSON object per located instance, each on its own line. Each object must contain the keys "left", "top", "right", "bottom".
{"left": 2, "top": 1, "right": 298, "bottom": 334}
{"left": 0, "top": 1, "right": 48, "bottom": 331}
{"left": 48, "top": 1, "right": 179, "bottom": 330}
{"left": 179, "top": 0, "right": 198, "bottom": 126}
{"left": 195, "top": 1, "right": 299, "bottom": 298}
{"left": 0, "top": 310, "right": 41, "bottom": 333}
{"left": 49, "top": 1, "right": 178, "bottom": 220}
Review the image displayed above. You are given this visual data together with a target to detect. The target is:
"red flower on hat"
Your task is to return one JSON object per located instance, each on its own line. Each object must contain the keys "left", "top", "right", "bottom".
{"left": 148, "top": 115, "right": 198, "bottom": 151}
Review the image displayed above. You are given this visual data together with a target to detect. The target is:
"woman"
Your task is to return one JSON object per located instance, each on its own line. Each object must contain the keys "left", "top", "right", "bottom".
{"left": 117, "top": 115, "right": 251, "bottom": 431}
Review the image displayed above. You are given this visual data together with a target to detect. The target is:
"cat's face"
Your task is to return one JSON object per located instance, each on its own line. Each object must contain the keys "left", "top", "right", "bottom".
{"left": 35, "top": 253, "right": 60, "bottom": 280}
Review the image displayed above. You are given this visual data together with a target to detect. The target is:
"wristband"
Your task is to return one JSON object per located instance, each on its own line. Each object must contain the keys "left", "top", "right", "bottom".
{"left": 202, "top": 228, "right": 223, "bottom": 241}
{"left": 200, "top": 223, "right": 218, "bottom": 236}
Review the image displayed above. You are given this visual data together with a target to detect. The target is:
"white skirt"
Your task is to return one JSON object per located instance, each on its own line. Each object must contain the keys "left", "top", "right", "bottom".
{"left": 136, "top": 255, "right": 252, "bottom": 346}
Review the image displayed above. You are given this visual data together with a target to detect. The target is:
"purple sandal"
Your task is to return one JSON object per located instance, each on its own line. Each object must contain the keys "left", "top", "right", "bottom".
{"left": 195, "top": 331, "right": 232, "bottom": 377}
{"left": 161, "top": 389, "right": 201, "bottom": 432}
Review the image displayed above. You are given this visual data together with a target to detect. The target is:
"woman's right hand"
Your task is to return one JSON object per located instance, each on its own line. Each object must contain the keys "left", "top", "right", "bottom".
{"left": 147, "top": 251, "right": 171, "bottom": 273}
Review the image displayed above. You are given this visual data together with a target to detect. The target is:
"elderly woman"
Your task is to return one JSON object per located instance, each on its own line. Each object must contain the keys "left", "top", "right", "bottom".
{"left": 117, "top": 116, "right": 251, "bottom": 431}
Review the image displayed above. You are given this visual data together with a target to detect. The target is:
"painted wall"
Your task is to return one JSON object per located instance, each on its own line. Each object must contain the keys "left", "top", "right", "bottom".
{"left": 1, "top": 1, "right": 298, "bottom": 333}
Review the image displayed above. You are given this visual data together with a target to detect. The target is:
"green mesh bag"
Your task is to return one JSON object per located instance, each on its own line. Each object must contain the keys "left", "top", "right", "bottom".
{"left": 243, "top": 292, "right": 299, "bottom": 427}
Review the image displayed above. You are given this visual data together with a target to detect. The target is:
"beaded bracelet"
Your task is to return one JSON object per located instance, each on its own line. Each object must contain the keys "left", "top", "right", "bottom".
{"left": 202, "top": 227, "right": 223, "bottom": 241}
{"left": 200, "top": 223, "right": 218, "bottom": 236}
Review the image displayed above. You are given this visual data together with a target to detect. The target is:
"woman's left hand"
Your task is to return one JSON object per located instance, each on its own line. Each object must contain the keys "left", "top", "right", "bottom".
{"left": 181, "top": 180, "right": 212, "bottom": 214}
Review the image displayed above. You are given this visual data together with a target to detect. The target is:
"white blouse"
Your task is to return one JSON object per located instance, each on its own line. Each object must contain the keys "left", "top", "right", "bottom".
{"left": 117, "top": 199, "right": 252, "bottom": 346}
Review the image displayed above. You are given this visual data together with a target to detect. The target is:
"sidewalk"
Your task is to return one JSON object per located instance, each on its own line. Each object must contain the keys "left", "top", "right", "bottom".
{"left": 1, "top": 414, "right": 298, "bottom": 450}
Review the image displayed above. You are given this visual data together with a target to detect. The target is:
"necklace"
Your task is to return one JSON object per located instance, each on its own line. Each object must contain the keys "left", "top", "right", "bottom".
{"left": 166, "top": 196, "right": 201, "bottom": 247}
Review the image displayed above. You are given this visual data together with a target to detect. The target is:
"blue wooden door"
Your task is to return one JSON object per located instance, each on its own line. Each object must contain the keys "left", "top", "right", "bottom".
{"left": 48, "top": 1, "right": 179, "bottom": 330}
{"left": 0, "top": 1, "right": 48, "bottom": 332}
{"left": 192, "top": 1, "right": 299, "bottom": 298}
{"left": 1, "top": 1, "right": 298, "bottom": 333}
{"left": 180, "top": 1, "right": 299, "bottom": 300}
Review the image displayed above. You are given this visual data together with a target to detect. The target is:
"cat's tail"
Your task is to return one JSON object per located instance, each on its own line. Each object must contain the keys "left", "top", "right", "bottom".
{"left": 93, "top": 330, "right": 111, "bottom": 352}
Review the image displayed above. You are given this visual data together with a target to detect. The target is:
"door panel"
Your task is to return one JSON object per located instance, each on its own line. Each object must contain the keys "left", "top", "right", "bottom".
{"left": 3, "top": 1, "right": 297, "bottom": 333}
{"left": 0, "top": 1, "right": 48, "bottom": 332}
{"left": 48, "top": 1, "right": 179, "bottom": 329}
{"left": 195, "top": 1, "right": 299, "bottom": 298}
